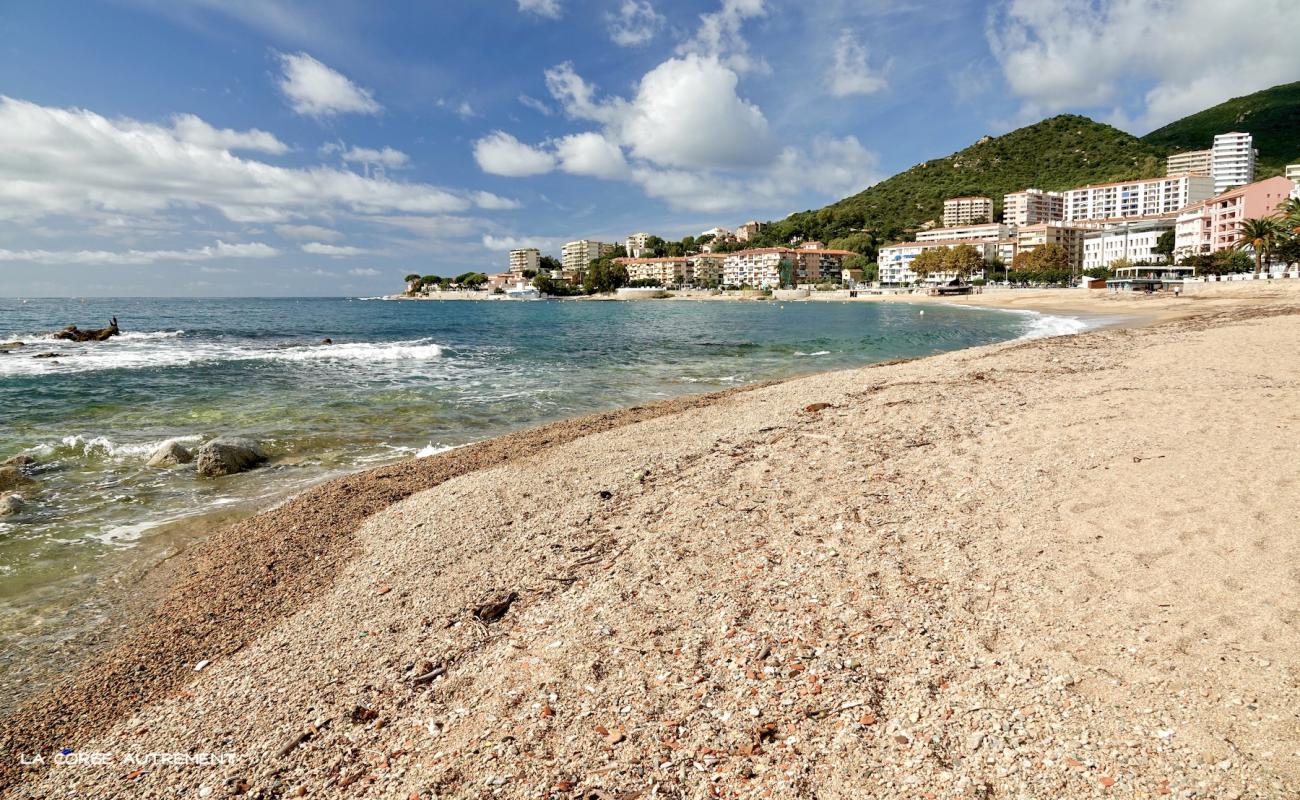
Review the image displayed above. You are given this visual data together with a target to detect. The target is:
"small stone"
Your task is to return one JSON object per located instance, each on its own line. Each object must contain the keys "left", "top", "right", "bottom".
{"left": 966, "top": 732, "right": 985, "bottom": 751}
{"left": 146, "top": 439, "right": 193, "bottom": 468}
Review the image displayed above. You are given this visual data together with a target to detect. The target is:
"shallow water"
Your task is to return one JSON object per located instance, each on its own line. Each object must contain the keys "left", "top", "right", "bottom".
{"left": 0, "top": 295, "right": 1075, "bottom": 700}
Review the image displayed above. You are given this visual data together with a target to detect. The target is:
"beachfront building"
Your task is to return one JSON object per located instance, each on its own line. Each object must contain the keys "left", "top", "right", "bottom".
{"left": 916, "top": 222, "right": 1011, "bottom": 245}
{"left": 625, "top": 232, "right": 652, "bottom": 258}
{"left": 689, "top": 253, "right": 725, "bottom": 286}
{"left": 1081, "top": 218, "right": 1177, "bottom": 271}
{"left": 508, "top": 248, "right": 539, "bottom": 278}
{"left": 486, "top": 272, "right": 516, "bottom": 291}
{"left": 942, "top": 196, "right": 993, "bottom": 227}
{"left": 735, "top": 220, "right": 764, "bottom": 242}
{"left": 1015, "top": 222, "right": 1093, "bottom": 270}
{"left": 723, "top": 248, "right": 789, "bottom": 288}
{"left": 1288, "top": 165, "right": 1300, "bottom": 199}
{"left": 1211, "top": 132, "right": 1256, "bottom": 193}
{"left": 1062, "top": 174, "right": 1214, "bottom": 223}
{"left": 617, "top": 256, "right": 689, "bottom": 286}
{"left": 561, "top": 239, "right": 616, "bottom": 276}
{"left": 1174, "top": 201, "right": 1212, "bottom": 260}
{"left": 1166, "top": 149, "right": 1212, "bottom": 176}
{"left": 1003, "top": 189, "right": 1065, "bottom": 226}
{"left": 1202, "top": 175, "right": 1297, "bottom": 253}
{"left": 878, "top": 240, "right": 993, "bottom": 286}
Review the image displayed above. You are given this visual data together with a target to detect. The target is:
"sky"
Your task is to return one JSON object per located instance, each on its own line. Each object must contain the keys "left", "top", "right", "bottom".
{"left": 1, "top": 0, "right": 1297, "bottom": 297}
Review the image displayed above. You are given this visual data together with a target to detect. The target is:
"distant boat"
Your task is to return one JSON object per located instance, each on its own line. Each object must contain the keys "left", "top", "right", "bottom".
{"left": 504, "top": 285, "right": 541, "bottom": 300}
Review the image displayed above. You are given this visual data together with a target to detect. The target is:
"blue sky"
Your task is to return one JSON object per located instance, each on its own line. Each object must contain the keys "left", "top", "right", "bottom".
{"left": 1, "top": 0, "right": 1296, "bottom": 296}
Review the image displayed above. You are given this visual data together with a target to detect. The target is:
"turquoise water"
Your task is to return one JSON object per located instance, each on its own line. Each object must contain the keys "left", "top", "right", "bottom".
{"left": 0, "top": 296, "right": 1064, "bottom": 699}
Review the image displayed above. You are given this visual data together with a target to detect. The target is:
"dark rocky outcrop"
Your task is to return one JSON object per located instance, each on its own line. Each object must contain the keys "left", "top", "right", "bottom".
{"left": 0, "top": 466, "right": 34, "bottom": 493}
{"left": 195, "top": 437, "right": 267, "bottom": 477}
{"left": 52, "top": 318, "right": 119, "bottom": 342}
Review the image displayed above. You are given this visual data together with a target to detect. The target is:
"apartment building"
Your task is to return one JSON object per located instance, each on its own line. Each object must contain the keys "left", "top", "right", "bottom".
{"left": 916, "top": 222, "right": 1011, "bottom": 245}
{"left": 722, "top": 248, "right": 789, "bottom": 288}
{"left": 1174, "top": 201, "right": 1212, "bottom": 260}
{"left": 616, "top": 256, "right": 690, "bottom": 285}
{"left": 1062, "top": 174, "right": 1214, "bottom": 222}
{"left": 1211, "top": 132, "right": 1256, "bottom": 193}
{"left": 942, "top": 196, "right": 993, "bottom": 227}
{"left": 508, "top": 248, "right": 540, "bottom": 278}
{"left": 689, "top": 253, "right": 726, "bottom": 286}
{"left": 1081, "top": 218, "right": 1177, "bottom": 270}
{"left": 735, "top": 220, "right": 764, "bottom": 242}
{"left": 877, "top": 240, "right": 993, "bottom": 286}
{"left": 1015, "top": 222, "right": 1093, "bottom": 269}
{"left": 1003, "top": 189, "right": 1064, "bottom": 226}
{"left": 1166, "top": 149, "right": 1212, "bottom": 176}
{"left": 625, "top": 232, "right": 652, "bottom": 258}
{"left": 1202, "top": 176, "right": 1296, "bottom": 252}
{"left": 561, "top": 239, "right": 615, "bottom": 275}
{"left": 1288, "top": 164, "right": 1300, "bottom": 199}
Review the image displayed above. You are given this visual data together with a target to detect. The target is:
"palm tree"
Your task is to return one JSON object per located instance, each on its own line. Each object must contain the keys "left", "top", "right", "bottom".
{"left": 1277, "top": 198, "right": 1300, "bottom": 237}
{"left": 1234, "top": 217, "right": 1283, "bottom": 276}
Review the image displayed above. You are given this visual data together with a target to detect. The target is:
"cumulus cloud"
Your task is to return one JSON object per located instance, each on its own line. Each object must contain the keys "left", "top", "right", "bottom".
{"left": 0, "top": 96, "right": 504, "bottom": 225}
{"left": 826, "top": 34, "right": 887, "bottom": 97}
{"left": 339, "top": 145, "right": 409, "bottom": 169}
{"left": 302, "top": 242, "right": 371, "bottom": 256}
{"left": 276, "top": 52, "right": 381, "bottom": 117}
{"left": 472, "top": 130, "right": 557, "bottom": 177}
{"left": 676, "top": 0, "right": 768, "bottom": 75}
{"left": 518, "top": 0, "right": 562, "bottom": 19}
{"left": 987, "top": 0, "right": 1300, "bottom": 131}
{"left": 170, "top": 114, "right": 289, "bottom": 154}
{"left": 0, "top": 240, "right": 278, "bottom": 265}
{"left": 607, "top": 0, "right": 663, "bottom": 46}
{"left": 482, "top": 234, "right": 558, "bottom": 252}
{"left": 347, "top": 267, "right": 381, "bottom": 276}
{"left": 553, "top": 132, "right": 629, "bottom": 179}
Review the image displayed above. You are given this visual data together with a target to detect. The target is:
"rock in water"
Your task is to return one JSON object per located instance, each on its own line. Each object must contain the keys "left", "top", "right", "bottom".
{"left": 147, "top": 439, "right": 194, "bottom": 468}
{"left": 195, "top": 437, "right": 268, "bottom": 477}
{"left": 2, "top": 453, "right": 37, "bottom": 468}
{"left": 0, "top": 495, "right": 23, "bottom": 517}
{"left": 0, "top": 466, "right": 33, "bottom": 493}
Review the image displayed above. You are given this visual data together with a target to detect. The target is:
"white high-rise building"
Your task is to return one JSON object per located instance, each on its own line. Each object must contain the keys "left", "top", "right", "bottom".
{"left": 942, "top": 196, "right": 993, "bottom": 227}
{"left": 1211, "top": 132, "right": 1256, "bottom": 193}
{"left": 508, "top": 248, "right": 539, "bottom": 278}
{"left": 1082, "top": 219, "right": 1178, "bottom": 270}
{"left": 1003, "top": 189, "right": 1064, "bottom": 226}
{"left": 625, "top": 232, "right": 651, "bottom": 257}
{"left": 1062, "top": 174, "right": 1214, "bottom": 222}
{"left": 561, "top": 240, "right": 615, "bottom": 275}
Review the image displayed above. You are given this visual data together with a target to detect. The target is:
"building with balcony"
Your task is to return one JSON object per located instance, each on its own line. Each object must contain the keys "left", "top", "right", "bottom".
{"left": 942, "top": 196, "right": 993, "bottom": 227}
{"left": 735, "top": 221, "right": 764, "bottom": 242}
{"left": 1287, "top": 165, "right": 1300, "bottom": 199}
{"left": 616, "top": 256, "right": 689, "bottom": 285}
{"left": 1211, "top": 132, "right": 1256, "bottom": 193}
{"left": 688, "top": 253, "right": 726, "bottom": 286}
{"left": 625, "top": 232, "right": 652, "bottom": 258}
{"left": 561, "top": 240, "right": 616, "bottom": 275}
{"left": 508, "top": 248, "right": 540, "bottom": 278}
{"left": 1202, "top": 176, "right": 1296, "bottom": 253}
{"left": 877, "top": 240, "right": 993, "bottom": 286}
{"left": 1062, "top": 174, "right": 1214, "bottom": 223}
{"left": 1081, "top": 218, "right": 1177, "bottom": 271}
{"left": 718, "top": 247, "right": 855, "bottom": 288}
{"left": 1003, "top": 189, "right": 1064, "bottom": 226}
{"left": 1014, "top": 222, "right": 1094, "bottom": 269}
{"left": 1174, "top": 201, "right": 1212, "bottom": 260}
{"left": 1166, "top": 149, "right": 1212, "bottom": 177}
{"left": 916, "top": 222, "right": 1011, "bottom": 245}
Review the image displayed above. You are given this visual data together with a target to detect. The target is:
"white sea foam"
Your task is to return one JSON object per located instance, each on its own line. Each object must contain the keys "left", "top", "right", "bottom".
{"left": 115, "top": 330, "right": 185, "bottom": 340}
{"left": 416, "top": 443, "right": 455, "bottom": 458}
{"left": 56, "top": 433, "right": 203, "bottom": 460}
{"left": 259, "top": 340, "right": 444, "bottom": 363}
{"left": 795, "top": 350, "right": 831, "bottom": 357}
{"left": 1014, "top": 311, "right": 1090, "bottom": 340}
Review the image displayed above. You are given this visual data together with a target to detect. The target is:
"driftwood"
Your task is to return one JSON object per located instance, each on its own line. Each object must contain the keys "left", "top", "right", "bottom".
{"left": 53, "top": 317, "right": 119, "bottom": 342}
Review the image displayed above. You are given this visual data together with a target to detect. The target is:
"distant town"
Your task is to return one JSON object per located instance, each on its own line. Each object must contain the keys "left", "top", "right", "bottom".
{"left": 404, "top": 131, "right": 1300, "bottom": 298}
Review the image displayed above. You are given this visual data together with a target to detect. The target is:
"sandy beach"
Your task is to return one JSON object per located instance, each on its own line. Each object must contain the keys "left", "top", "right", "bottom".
{"left": 4, "top": 284, "right": 1299, "bottom": 799}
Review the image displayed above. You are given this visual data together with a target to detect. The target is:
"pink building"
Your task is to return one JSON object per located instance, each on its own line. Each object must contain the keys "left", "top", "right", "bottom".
{"left": 1204, "top": 176, "right": 1296, "bottom": 252}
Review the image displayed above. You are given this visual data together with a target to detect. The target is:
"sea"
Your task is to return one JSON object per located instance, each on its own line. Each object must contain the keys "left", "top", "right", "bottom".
{"left": 0, "top": 295, "right": 1085, "bottom": 703}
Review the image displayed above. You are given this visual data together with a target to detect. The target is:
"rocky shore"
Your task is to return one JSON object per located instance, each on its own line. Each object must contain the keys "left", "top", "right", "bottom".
{"left": 3, "top": 286, "right": 1300, "bottom": 798}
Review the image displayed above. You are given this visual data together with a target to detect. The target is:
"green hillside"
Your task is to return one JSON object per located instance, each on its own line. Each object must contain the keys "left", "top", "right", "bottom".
{"left": 1141, "top": 82, "right": 1300, "bottom": 176}
{"left": 751, "top": 115, "right": 1164, "bottom": 249}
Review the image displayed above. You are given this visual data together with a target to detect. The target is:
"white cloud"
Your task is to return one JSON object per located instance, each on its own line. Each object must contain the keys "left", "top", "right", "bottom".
{"left": 0, "top": 96, "right": 504, "bottom": 226}
{"left": 676, "top": 0, "right": 768, "bottom": 75}
{"left": 518, "top": 94, "right": 554, "bottom": 115}
{"left": 607, "top": 0, "right": 663, "bottom": 47}
{"left": 370, "top": 215, "right": 481, "bottom": 240}
{"left": 771, "top": 136, "right": 882, "bottom": 198}
{"left": 987, "top": 0, "right": 1300, "bottom": 131}
{"left": 553, "top": 132, "right": 630, "bottom": 179}
{"left": 275, "top": 52, "right": 381, "bottom": 118}
{"left": 275, "top": 224, "right": 342, "bottom": 241}
{"left": 482, "top": 234, "right": 558, "bottom": 252}
{"left": 347, "top": 267, "right": 381, "bottom": 276}
{"left": 544, "top": 63, "right": 623, "bottom": 124}
{"left": 518, "top": 0, "right": 562, "bottom": 19}
{"left": 170, "top": 114, "right": 289, "bottom": 154}
{"left": 456, "top": 101, "right": 477, "bottom": 120}
{"left": 302, "top": 242, "right": 371, "bottom": 257}
{"left": 472, "top": 130, "right": 557, "bottom": 177}
{"left": 826, "top": 34, "right": 887, "bottom": 97}
{"left": 0, "top": 240, "right": 278, "bottom": 265}
{"left": 339, "top": 145, "right": 409, "bottom": 169}
{"left": 473, "top": 191, "right": 522, "bottom": 210}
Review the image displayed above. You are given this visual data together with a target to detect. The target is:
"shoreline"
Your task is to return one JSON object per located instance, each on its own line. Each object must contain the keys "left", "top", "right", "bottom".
{"left": 5, "top": 285, "right": 1300, "bottom": 797}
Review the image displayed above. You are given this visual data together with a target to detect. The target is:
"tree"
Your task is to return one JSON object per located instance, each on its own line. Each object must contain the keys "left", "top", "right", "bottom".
{"left": 1277, "top": 198, "right": 1300, "bottom": 237}
{"left": 404, "top": 273, "right": 420, "bottom": 283}
{"left": 1235, "top": 217, "right": 1284, "bottom": 275}
{"left": 539, "top": 255, "right": 562, "bottom": 273}
{"left": 1154, "top": 229, "right": 1175, "bottom": 263}
{"left": 1274, "top": 236, "right": 1300, "bottom": 270}
{"left": 909, "top": 248, "right": 947, "bottom": 281}
{"left": 1031, "top": 243, "right": 1073, "bottom": 275}
{"left": 582, "top": 256, "right": 630, "bottom": 293}
{"left": 827, "top": 232, "right": 877, "bottom": 258}
{"left": 456, "top": 272, "right": 488, "bottom": 289}
{"left": 643, "top": 235, "right": 668, "bottom": 257}
{"left": 943, "top": 244, "right": 984, "bottom": 280}
{"left": 420, "top": 275, "right": 441, "bottom": 289}
{"left": 521, "top": 269, "right": 538, "bottom": 279}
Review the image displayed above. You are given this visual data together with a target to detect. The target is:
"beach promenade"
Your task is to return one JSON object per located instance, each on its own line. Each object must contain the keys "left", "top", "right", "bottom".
{"left": 4, "top": 285, "right": 1299, "bottom": 798}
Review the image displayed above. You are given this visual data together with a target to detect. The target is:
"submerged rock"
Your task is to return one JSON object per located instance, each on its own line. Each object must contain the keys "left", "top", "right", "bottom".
{"left": 0, "top": 495, "right": 23, "bottom": 517}
{"left": 195, "top": 437, "right": 268, "bottom": 477}
{"left": 0, "top": 466, "right": 33, "bottom": 493}
{"left": 146, "top": 439, "right": 194, "bottom": 468}
{"left": 2, "top": 453, "right": 36, "bottom": 468}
